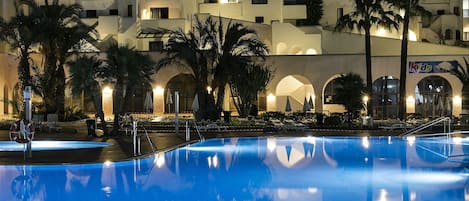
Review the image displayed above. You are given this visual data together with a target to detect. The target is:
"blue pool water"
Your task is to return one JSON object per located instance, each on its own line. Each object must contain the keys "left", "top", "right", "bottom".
{"left": 0, "top": 141, "right": 111, "bottom": 151}
{"left": 1, "top": 136, "right": 468, "bottom": 201}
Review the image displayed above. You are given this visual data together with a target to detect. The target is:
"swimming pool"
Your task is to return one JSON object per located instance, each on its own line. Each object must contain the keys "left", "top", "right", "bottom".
{"left": 0, "top": 136, "right": 468, "bottom": 201}
{"left": 0, "top": 141, "right": 111, "bottom": 151}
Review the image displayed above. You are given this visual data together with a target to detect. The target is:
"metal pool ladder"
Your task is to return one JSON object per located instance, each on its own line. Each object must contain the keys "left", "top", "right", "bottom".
{"left": 132, "top": 120, "right": 157, "bottom": 156}
{"left": 186, "top": 121, "right": 205, "bottom": 141}
{"left": 400, "top": 116, "right": 451, "bottom": 138}
{"left": 399, "top": 117, "right": 469, "bottom": 163}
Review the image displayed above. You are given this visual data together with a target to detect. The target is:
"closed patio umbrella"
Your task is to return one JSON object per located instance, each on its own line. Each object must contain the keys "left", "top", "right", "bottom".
{"left": 166, "top": 89, "right": 173, "bottom": 113}
{"left": 144, "top": 92, "right": 153, "bottom": 113}
{"left": 192, "top": 93, "right": 199, "bottom": 113}
{"left": 308, "top": 96, "right": 314, "bottom": 110}
{"left": 303, "top": 97, "right": 310, "bottom": 112}
{"left": 285, "top": 96, "right": 292, "bottom": 113}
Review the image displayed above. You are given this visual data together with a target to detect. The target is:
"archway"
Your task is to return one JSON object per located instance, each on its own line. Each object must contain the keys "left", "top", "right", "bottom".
{"left": 165, "top": 74, "right": 196, "bottom": 113}
{"left": 322, "top": 75, "right": 345, "bottom": 114}
{"left": 275, "top": 75, "right": 315, "bottom": 112}
{"left": 124, "top": 82, "right": 153, "bottom": 113}
{"left": 372, "top": 76, "right": 399, "bottom": 119}
{"left": 415, "top": 76, "right": 452, "bottom": 118}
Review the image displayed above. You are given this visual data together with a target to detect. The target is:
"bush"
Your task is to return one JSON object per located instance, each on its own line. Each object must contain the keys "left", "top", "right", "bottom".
{"left": 324, "top": 115, "right": 342, "bottom": 126}
{"left": 64, "top": 106, "right": 89, "bottom": 121}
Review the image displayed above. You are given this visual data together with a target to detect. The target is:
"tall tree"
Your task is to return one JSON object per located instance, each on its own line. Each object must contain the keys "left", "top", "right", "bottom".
{"left": 449, "top": 57, "right": 469, "bottom": 114}
{"left": 387, "top": 0, "right": 431, "bottom": 120}
{"left": 20, "top": 0, "right": 96, "bottom": 120}
{"left": 335, "top": 0, "right": 400, "bottom": 117}
{"left": 297, "top": 0, "right": 324, "bottom": 26}
{"left": 103, "top": 44, "right": 155, "bottom": 135}
{"left": 0, "top": 1, "right": 40, "bottom": 91}
{"left": 212, "top": 17, "right": 268, "bottom": 116}
{"left": 67, "top": 55, "right": 108, "bottom": 135}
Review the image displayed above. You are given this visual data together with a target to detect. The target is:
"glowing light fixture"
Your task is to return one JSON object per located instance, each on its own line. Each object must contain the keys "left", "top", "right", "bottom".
{"left": 267, "top": 93, "right": 276, "bottom": 102}
{"left": 103, "top": 86, "right": 113, "bottom": 94}
{"left": 453, "top": 95, "right": 462, "bottom": 105}
{"left": 406, "top": 96, "right": 415, "bottom": 104}
{"left": 154, "top": 86, "right": 164, "bottom": 95}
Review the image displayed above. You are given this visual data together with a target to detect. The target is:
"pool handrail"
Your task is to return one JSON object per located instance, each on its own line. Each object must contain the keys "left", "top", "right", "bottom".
{"left": 400, "top": 116, "right": 451, "bottom": 137}
{"left": 190, "top": 121, "right": 205, "bottom": 141}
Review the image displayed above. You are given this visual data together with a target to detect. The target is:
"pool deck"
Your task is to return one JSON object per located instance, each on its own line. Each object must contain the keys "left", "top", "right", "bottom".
{"left": 0, "top": 124, "right": 401, "bottom": 165}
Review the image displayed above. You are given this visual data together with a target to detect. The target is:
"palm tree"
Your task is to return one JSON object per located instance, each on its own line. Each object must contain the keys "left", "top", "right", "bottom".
{"left": 335, "top": 73, "right": 366, "bottom": 114}
{"left": 157, "top": 16, "right": 268, "bottom": 120}
{"left": 230, "top": 63, "right": 272, "bottom": 117}
{"left": 335, "top": 0, "right": 400, "bottom": 117}
{"left": 0, "top": 1, "right": 40, "bottom": 91}
{"left": 103, "top": 44, "right": 155, "bottom": 135}
{"left": 449, "top": 57, "right": 469, "bottom": 114}
{"left": 20, "top": 0, "right": 96, "bottom": 120}
{"left": 156, "top": 17, "right": 218, "bottom": 120}
{"left": 387, "top": 0, "right": 431, "bottom": 120}
{"left": 67, "top": 55, "right": 108, "bottom": 135}
{"left": 212, "top": 17, "right": 268, "bottom": 115}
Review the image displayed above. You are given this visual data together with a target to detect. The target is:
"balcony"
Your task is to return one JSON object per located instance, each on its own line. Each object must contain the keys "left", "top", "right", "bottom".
{"left": 137, "top": 18, "right": 186, "bottom": 37}
{"left": 199, "top": 2, "right": 242, "bottom": 19}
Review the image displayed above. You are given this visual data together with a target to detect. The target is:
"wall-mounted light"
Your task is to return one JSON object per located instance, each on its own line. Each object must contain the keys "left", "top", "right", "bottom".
{"left": 102, "top": 86, "right": 113, "bottom": 94}
{"left": 453, "top": 95, "right": 462, "bottom": 105}
{"left": 207, "top": 86, "right": 212, "bottom": 94}
{"left": 154, "top": 86, "right": 164, "bottom": 95}
{"left": 406, "top": 96, "right": 415, "bottom": 105}
{"left": 362, "top": 95, "right": 369, "bottom": 103}
{"left": 267, "top": 93, "right": 276, "bottom": 102}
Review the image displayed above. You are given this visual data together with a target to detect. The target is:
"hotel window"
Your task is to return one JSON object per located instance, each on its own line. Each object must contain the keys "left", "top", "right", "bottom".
{"left": 150, "top": 8, "right": 169, "bottom": 19}
{"left": 109, "top": 9, "right": 118, "bottom": 16}
{"left": 204, "top": 0, "right": 217, "bottom": 2}
{"left": 464, "top": 31, "right": 469, "bottom": 41}
{"left": 337, "top": 8, "right": 343, "bottom": 20}
{"left": 85, "top": 10, "right": 97, "bottom": 18}
{"left": 252, "top": 0, "right": 267, "bottom": 4}
{"left": 128, "top": 5, "right": 133, "bottom": 17}
{"left": 255, "top": 16, "right": 264, "bottom": 23}
{"left": 149, "top": 41, "right": 164, "bottom": 51}
{"left": 284, "top": 0, "right": 305, "bottom": 5}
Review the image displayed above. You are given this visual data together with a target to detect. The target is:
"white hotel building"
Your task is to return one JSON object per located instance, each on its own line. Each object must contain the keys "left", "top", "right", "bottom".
{"left": 0, "top": 0, "right": 469, "bottom": 120}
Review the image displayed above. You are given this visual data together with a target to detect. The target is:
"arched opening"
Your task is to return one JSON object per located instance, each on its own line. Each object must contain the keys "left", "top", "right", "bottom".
{"left": 372, "top": 76, "right": 399, "bottom": 119}
{"left": 275, "top": 75, "right": 315, "bottom": 112}
{"left": 322, "top": 75, "right": 347, "bottom": 114}
{"left": 125, "top": 82, "right": 153, "bottom": 113}
{"left": 415, "top": 76, "right": 452, "bottom": 118}
{"left": 165, "top": 74, "right": 196, "bottom": 113}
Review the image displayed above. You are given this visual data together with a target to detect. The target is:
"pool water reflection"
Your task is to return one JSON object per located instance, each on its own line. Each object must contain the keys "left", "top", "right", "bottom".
{"left": 0, "top": 137, "right": 468, "bottom": 201}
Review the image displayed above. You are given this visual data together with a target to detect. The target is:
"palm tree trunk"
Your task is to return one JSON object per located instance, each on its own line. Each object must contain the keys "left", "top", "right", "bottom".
{"left": 92, "top": 90, "right": 108, "bottom": 135}
{"left": 18, "top": 49, "right": 31, "bottom": 89}
{"left": 365, "top": 28, "right": 373, "bottom": 117}
{"left": 55, "top": 65, "right": 66, "bottom": 121}
{"left": 398, "top": 1, "right": 411, "bottom": 121}
{"left": 112, "top": 82, "right": 125, "bottom": 135}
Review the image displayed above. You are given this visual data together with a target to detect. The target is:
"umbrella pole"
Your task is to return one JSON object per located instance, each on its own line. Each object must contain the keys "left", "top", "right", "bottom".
{"left": 175, "top": 91, "right": 179, "bottom": 135}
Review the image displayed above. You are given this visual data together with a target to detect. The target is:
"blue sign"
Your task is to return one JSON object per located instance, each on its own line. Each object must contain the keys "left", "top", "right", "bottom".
{"left": 408, "top": 61, "right": 458, "bottom": 73}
